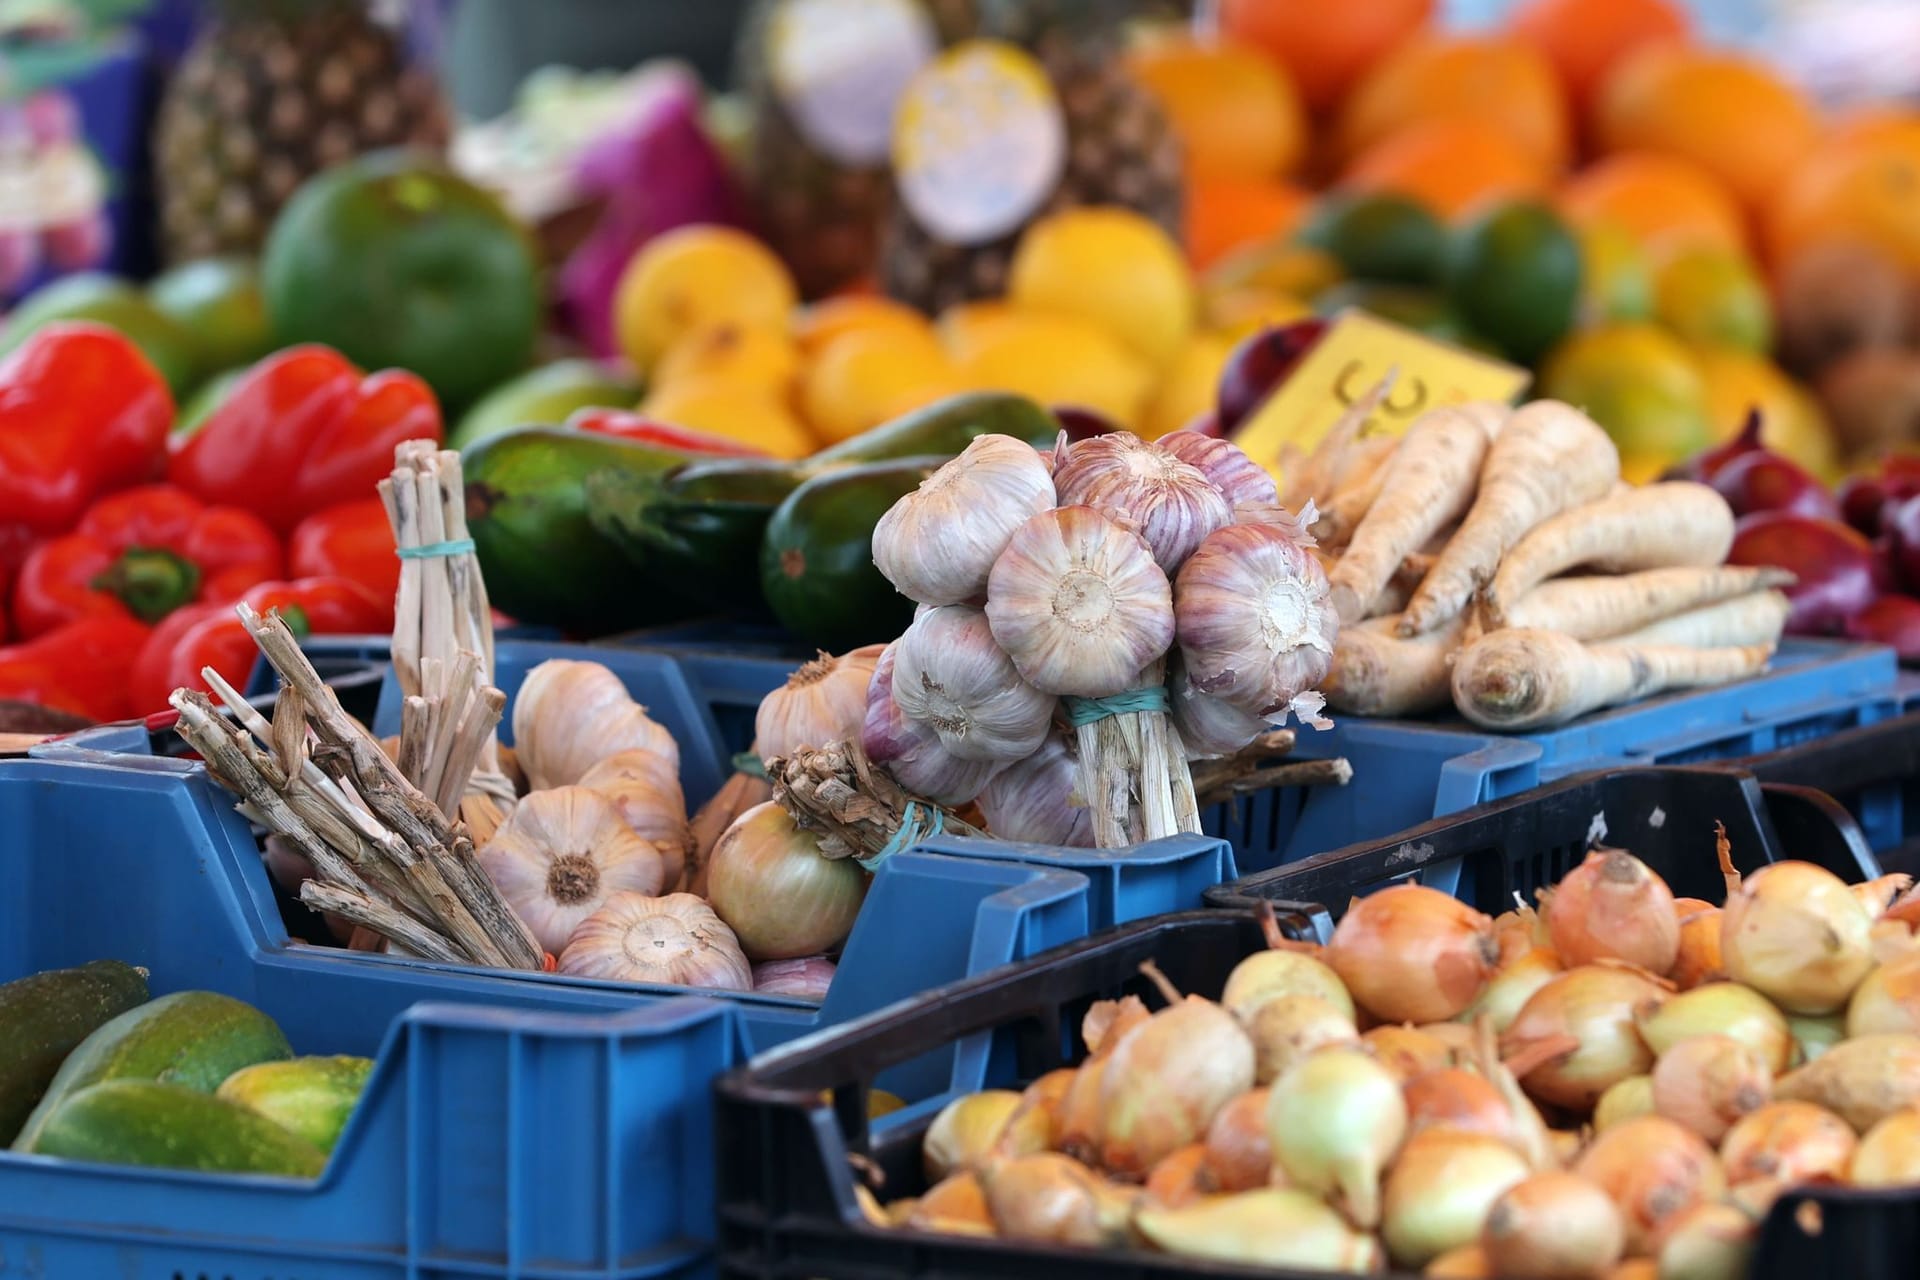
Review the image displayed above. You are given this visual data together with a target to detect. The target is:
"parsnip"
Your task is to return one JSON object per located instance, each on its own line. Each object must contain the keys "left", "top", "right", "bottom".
{"left": 1608, "top": 590, "right": 1792, "bottom": 649}
{"left": 1481, "top": 482, "right": 1736, "bottom": 623}
{"left": 1327, "top": 405, "right": 1494, "bottom": 624}
{"left": 1402, "top": 401, "right": 1619, "bottom": 636}
{"left": 1280, "top": 373, "right": 1397, "bottom": 512}
{"left": 1314, "top": 440, "right": 1398, "bottom": 546}
{"left": 1451, "top": 628, "right": 1774, "bottom": 731}
{"left": 1323, "top": 614, "right": 1466, "bottom": 717}
{"left": 1365, "top": 552, "right": 1442, "bottom": 618}
{"left": 1499, "top": 566, "right": 1796, "bottom": 640}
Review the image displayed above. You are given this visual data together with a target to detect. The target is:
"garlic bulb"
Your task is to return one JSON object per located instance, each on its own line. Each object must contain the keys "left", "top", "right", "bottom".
{"left": 1155, "top": 431, "right": 1279, "bottom": 510}
{"left": 478, "top": 786, "right": 669, "bottom": 954}
{"left": 978, "top": 734, "right": 1094, "bottom": 847}
{"left": 872, "top": 434, "right": 1057, "bottom": 605}
{"left": 755, "top": 645, "right": 886, "bottom": 759}
{"left": 511, "top": 659, "right": 679, "bottom": 791}
{"left": 985, "top": 506, "right": 1175, "bottom": 697}
{"left": 891, "top": 605, "right": 1055, "bottom": 763}
{"left": 577, "top": 750, "right": 693, "bottom": 891}
{"left": 753, "top": 956, "right": 837, "bottom": 1000}
{"left": 1052, "top": 433, "right": 1233, "bottom": 572}
{"left": 557, "top": 891, "right": 751, "bottom": 990}
{"left": 1175, "top": 523, "right": 1339, "bottom": 716}
{"left": 1169, "top": 653, "right": 1270, "bottom": 759}
{"left": 863, "top": 643, "right": 1007, "bottom": 805}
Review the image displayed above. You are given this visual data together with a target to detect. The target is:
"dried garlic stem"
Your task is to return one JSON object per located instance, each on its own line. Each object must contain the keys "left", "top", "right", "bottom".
{"left": 767, "top": 739, "right": 984, "bottom": 863}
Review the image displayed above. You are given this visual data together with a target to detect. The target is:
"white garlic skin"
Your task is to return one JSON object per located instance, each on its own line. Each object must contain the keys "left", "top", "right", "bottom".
{"left": 863, "top": 643, "right": 1007, "bottom": 805}
{"left": 753, "top": 956, "right": 838, "bottom": 1000}
{"left": 1169, "top": 653, "right": 1271, "bottom": 760}
{"left": 1052, "top": 432, "right": 1233, "bottom": 572}
{"left": 1156, "top": 430, "right": 1279, "bottom": 510}
{"left": 979, "top": 734, "right": 1095, "bottom": 847}
{"left": 891, "top": 605, "right": 1056, "bottom": 763}
{"left": 755, "top": 645, "right": 886, "bottom": 759}
{"left": 985, "top": 505, "right": 1174, "bottom": 697}
{"left": 1175, "top": 523, "right": 1339, "bottom": 717}
{"left": 558, "top": 891, "right": 752, "bottom": 990}
{"left": 511, "top": 659, "right": 679, "bottom": 791}
{"left": 577, "top": 749, "right": 693, "bottom": 891}
{"left": 872, "top": 434, "right": 1057, "bottom": 605}
{"left": 479, "top": 786, "right": 669, "bottom": 955}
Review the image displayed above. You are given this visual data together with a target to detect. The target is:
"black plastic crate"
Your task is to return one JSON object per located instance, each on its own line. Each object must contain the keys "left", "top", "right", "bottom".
{"left": 1740, "top": 710, "right": 1920, "bottom": 877}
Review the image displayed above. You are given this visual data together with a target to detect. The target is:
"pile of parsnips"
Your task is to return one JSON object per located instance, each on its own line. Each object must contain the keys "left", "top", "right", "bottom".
{"left": 1311, "top": 399, "right": 1793, "bottom": 730}
{"left": 874, "top": 846, "right": 1920, "bottom": 1277}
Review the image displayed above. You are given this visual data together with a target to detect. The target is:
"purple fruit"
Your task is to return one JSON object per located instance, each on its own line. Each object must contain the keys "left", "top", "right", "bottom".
{"left": 1216, "top": 318, "right": 1328, "bottom": 433}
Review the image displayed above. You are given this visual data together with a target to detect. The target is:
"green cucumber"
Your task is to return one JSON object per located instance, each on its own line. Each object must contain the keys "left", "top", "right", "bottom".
{"left": 759, "top": 458, "right": 939, "bottom": 651}
{"left": 809, "top": 391, "right": 1060, "bottom": 464}
{"left": 12, "top": 990, "right": 292, "bottom": 1153}
{"left": 217, "top": 1056, "right": 373, "bottom": 1154}
{"left": 0, "top": 961, "right": 150, "bottom": 1145}
{"left": 35, "top": 1079, "right": 326, "bottom": 1177}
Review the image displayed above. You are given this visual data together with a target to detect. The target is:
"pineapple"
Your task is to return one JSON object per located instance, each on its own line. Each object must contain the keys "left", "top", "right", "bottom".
{"left": 152, "top": 0, "right": 452, "bottom": 265}
{"left": 880, "top": 0, "right": 1184, "bottom": 315}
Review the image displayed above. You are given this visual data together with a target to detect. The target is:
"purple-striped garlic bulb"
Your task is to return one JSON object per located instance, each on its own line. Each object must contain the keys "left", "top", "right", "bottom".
{"left": 863, "top": 643, "right": 1006, "bottom": 806}
{"left": 1052, "top": 432, "right": 1232, "bottom": 572}
{"left": 872, "top": 434, "right": 1057, "bottom": 605}
{"left": 1175, "top": 523, "right": 1338, "bottom": 716}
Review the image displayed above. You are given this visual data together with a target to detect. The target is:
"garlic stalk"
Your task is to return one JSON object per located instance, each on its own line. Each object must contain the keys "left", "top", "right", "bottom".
{"left": 1175, "top": 523, "right": 1339, "bottom": 716}
{"left": 863, "top": 643, "right": 1007, "bottom": 806}
{"left": 891, "top": 605, "right": 1055, "bottom": 763}
{"left": 872, "top": 434, "right": 1057, "bottom": 605}
{"left": 477, "top": 786, "right": 670, "bottom": 955}
{"left": 557, "top": 891, "right": 752, "bottom": 990}
{"left": 978, "top": 734, "right": 1094, "bottom": 847}
{"left": 511, "top": 659, "right": 679, "bottom": 791}
{"left": 754, "top": 645, "right": 886, "bottom": 760}
{"left": 1053, "top": 433, "right": 1233, "bottom": 572}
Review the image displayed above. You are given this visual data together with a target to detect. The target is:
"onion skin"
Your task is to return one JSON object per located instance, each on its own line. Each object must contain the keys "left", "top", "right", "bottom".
{"left": 1721, "top": 861, "right": 1874, "bottom": 1015}
{"left": 1461, "top": 947, "right": 1561, "bottom": 1035}
{"left": 1403, "top": 1068, "right": 1515, "bottom": 1144}
{"left": 1574, "top": 1116, "right": 1726, "bottom": 1255}
{"left": 1636, "top": 982, "right": 1795, "bottom": 1074}
{"left": 1363, "top": 1025, "right": 1455, "bottom": 1082}
{"left": 1789, "top": 1013, "right": 1846, "bottom": 1064}
{"left": 978, "top": 1152, "right": 1137, "bottom": 1246}
{"left": 1594, "top": 1075, "right": 1655, "bottom": 1131}
{"left": 1425, "top": 1245, "right": 1494, "bottom": 1278}
{"left": 1381, "top": 1129, "right": 1531, "bottom": 1269}
{"left": 1010, "top": 1068, "right": 1077, "bottom": 1151}
{"left": 1202, "top": 1088, "right": 1273, "bottom": 1192}
{"left": 706, "top": 802, "right": 867, "bottom": 960}
{"left": 1655, "top": 1202, "right": 1755, "bottom": 1280}
{"left": 1773, "top": 1033, "right": 1920, "bottom": 1131}
{"left": 1143, "top": 1143, "right": 1211, "bottom": 1208}
{"left": 1545, "top": 848, "right": 1682, "bottom": 975}
{"left": 1650, "top": 1034, "right": 1772, "bottom": 1144}
{"left": 1221, "top": 949, "right": 1355, "bottom": 1023}
{"left": 924, "top": 1091, "right": 1049, "bottom": 1181}
{"left": 906, "top": 1172, "right": 995, "bottom": 1234}
{"left": 1097, "top": 998, "right": 1256, "bottom": 1176}
{"left": 1719, "top": 1100, "right": 1857, "bottom": 1189}
{"left": 1672, "top": 908, "right": 1725, "bottom": 989}
{"left": 1480, "top": 1171, "right": 1626, "bottom": 1280}
{"left": 1847, "top": 951, "right": 1920, "bottom": 1038}
{"left": 1328, "top": 885, "right": 1500, "bottom": 1024}
{"left": 1268, "top": 1047, "right": 1408, "bottom": 1229}
{"left": 1850, "top": 1109, "right": 1920, "bottom": 1186}
{"left": 1246, "top": 994, "right": 1357, "bottom": 1085}
{"left": 1132, "top": 1186, "right": 1383, "bottom": 1271}
{"left": 1503, "top": 965, "right": 1665, "bottom": 1110}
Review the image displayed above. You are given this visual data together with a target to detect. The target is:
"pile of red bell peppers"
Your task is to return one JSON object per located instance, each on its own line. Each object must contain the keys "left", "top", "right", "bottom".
{"left": 0, "top": 323, "right": 439, "bottom": 723}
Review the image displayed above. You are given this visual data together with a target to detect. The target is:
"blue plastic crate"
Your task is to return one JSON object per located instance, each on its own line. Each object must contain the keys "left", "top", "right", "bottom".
{"left": 0, "top": 753, "right": 1093, "bottom": 1279}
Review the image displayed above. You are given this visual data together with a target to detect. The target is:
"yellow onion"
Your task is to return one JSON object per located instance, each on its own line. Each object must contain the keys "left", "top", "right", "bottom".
{"left": 1848, "top": 952, "right": 1920, "bottom": 1038}
{"left": 1202, "top": 1088, "right": 1272, "bottom": 1192}
{"left": 1416, "top": 1022, "right": 1481, "bottom": 1056}
{"left": 1246, "top": 994, "right": 1357, "bottom": 1084}
{"left": 1502, "top": 965, "right": 1665, "bottom": 1110}
{"left": 1721, "top": 861, "right": 1874, "bottom": 1015}
{"left": 1268, "top": 1047, "right": 1407, "bottom": 1228}
{"left": 1544, "top": 848, "right": 1681, "bottom": 975}
{"left": 1403, "top": 1068, "right": 1515, "bottom": 1144}
{"left": 1328, "top": 885, "right": 1500, "bottom": 1024}
{"left": 1608, "top": 1262, "right": 1659, "bottom": 1280}
{"left": 1461, "top": 947, "right": 1561, "bottom": 1035}
{"left": 1425, "top": 1244, "right": 1494, "bottom": 1278}
{"left": 1082, "top": 994, "right": 1152, "bottom": 1055}
{"left": 1854, "top": 873, "right": 1914, "bottom": 920}
{"left": 1550, "top": 1129, "right": 1585, "bottom": 1164}
{"left": 1673, "top": 908, "right": 1725, "bottom": 989}
{"left": 1573, "top": 1115, "right": 1725, "bottom": 1254}
{"left": 706, "top": 802, "right": 867, "bottom": 961}
{"left": 754, "top": 646, "right": 885, "bottom": 759}
{"left": 924, "top": 1090, "right": 1048, "bottom": 1182}
{"left": 1492, "top": 904, "right": 1550, "bottom": 961}
{"left": 1096, "top": 997, "right": 1256, "bottom": 1176}
{"left": 1594, "top": 1075, "right": 1655, "bottom": 1131}
{"left": 1650, "top": 1034, "right": 1772, "bottom": 1143}
{"left": 1381, "top": 1128, "right": 1531, "bottom": 1268}
{"left": 1719, "top": 1100, "right": 1857, "bottom": 1188}
{"left": 1655, "top": 1202, "right": 1755, "bottom": 1280}
{"left": 978, "top": 1152, "right": 1136, "bottom": 1246}
{"left": 1850, "top": 1109, "right": 1920, "bottom": 1186}
{"left": 1635, "top": 982, "right": 1795, "bottom": 1074}
{"left": 1480, "top": 1171, "right": 1626, "bottom": 1279}
{"left": 1011, "top": 1068, "right": 1077, "bottom": 1150}
{"left": 1144, "top": 1143, "right": 1211, "bottom": 1207}
{"left": 1774, "top": 1033, "right": 1920, "bottom": 1131}
{"left": 1056, "top": 1058, "right": 1107, "bottom": 1164}
{"left": 1788, "top": 1013, "right": 1846, "bottom": 1064}
{"left": 905, "top": 1171, "right": 995, "bottom": 1235}
{"left": 1133, "top": 1187, "right": 1383, "bottom": 1272}
{"left": 1221, "top": 948, "right": 1355, "bottom": 1022}
{"left": 1364, "top": 1025, "right": 1455, "bottom": 1081}
{"left": 1871, "top": 919, "right": 1920, "bottom": 966}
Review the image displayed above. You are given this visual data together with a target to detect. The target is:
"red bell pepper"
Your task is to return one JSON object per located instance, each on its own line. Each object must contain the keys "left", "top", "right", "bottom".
{"left": 0, "top": 323, "right": 174, "bottom": 565}
{"left": 289, "top": 499, "right": 399, "bottom": 625}
{"left": 567, "top": 407, "right": 770, "bottom": 457}
{"left": 10, "top": 484, "right": 284, "bottom": 640}
{"left": 0, "top": 614, "right": 152, "bottom": 721}
{"left": 127, "top": 576, "right": 389, "bottom": 713}
{"left": 168, "top": 345, "right": 442, "bottom": 534}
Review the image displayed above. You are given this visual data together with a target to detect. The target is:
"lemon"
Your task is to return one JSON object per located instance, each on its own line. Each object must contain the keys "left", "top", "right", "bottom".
{"left": 1693, "top": 344, "right": 1840, "bottom": 481}
{"left": 1203, "top": 288, "right": 1315, "bottom": 339}
{"left": 1654, "top": 247, "right": 1773, "bottom": 354}
{"left": 614, "top": 226, "right": 797, "bottom": 372}
{"left": 1539, "top": 323, "right": 1713, "bottom": 467}
{"left": 1577, "top": 222, "right": 1654, "bottom": 327}
{"left": 1008, "top": 208, "right": 1197, "bottom": 367}
{"left": 802, "top": 327, "right": 965, "bottom": 444}
{"left": 638, "top": 378, "right": 817, "bottom": 459}
{"left": 936, "top": 301, "right": 1021, "bottom": 363}
{"left": 1143, "top": 331, "right": 1238, "bottom": 438}
{"left": 654, "top": 324, "right": 801, "bottom": 400}
{"left": 793, "top": 296, "right": 935, "bottom": 359}
{"left": 954, "top": 310, "right": 1155, "bottom": 429}
{"left": 1205, "top": 240, "right": 1344, "bottom": 300}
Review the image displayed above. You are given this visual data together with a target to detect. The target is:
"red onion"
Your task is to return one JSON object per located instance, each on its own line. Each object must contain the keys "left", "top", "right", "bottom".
{"left": 1709, "top": 449, "right": 1839, "bottom": 522}
{"left": 1840, "top": 475, "right": 1895, "bottom": 538}
{"left": 752, "top": 956, "right": 836, "bottom": 1000}
{"left": 1669, "top": 408, "right": 1764, "bottom": 483}
{"left": 1884, "top": 495, "right": 1920, "bottom": 596}
{"left": 1217, "top": 318, "right": 1328, "bottom": 433}
{"left": 1727, "top": 512, "right": 1876, "bottom": 634}
{"left": 1846, "top": 595, "right": 1920, "bottom": 660}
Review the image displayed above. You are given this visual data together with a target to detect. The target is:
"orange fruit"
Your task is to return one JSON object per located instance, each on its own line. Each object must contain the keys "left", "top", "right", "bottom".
{"left": 951, "top": 311, "right": 1155, "bottom": 430}
{"left": 1557, "top": 151, "right": 1748, "bottom": 258}
{"left": 1592, "top": 44, "right": 1819, "bottom": 213}
{"left": 639, "top": 379, "right": 818, "bottom": 459}
{"left": 1340, "top": 119, "right": 1550, "bottom": 221}
{"left": 1333, "top": 35, "right": 1571, "bottom": 174}
{"left": 613, "top": 225, "right": 796, "bottom": 372}
{"left": 1768, "top": 121, "right": 1920, "bottom": 276}
{"left": 1508, "top": 0, "right": 1690, "bottom": 108}
{"left": 654, "top": 324, "right": 802, "bottom": 399}
{"left": 1127, "top": 35, "right": 1306, "bottom": 181}
{"left": 1186, "top": 177, "right": 1313, "bottom": 271}
{"left": 1219, "top": 0, "right": 1433, "bottom": 114}
{"left": 801, "top": 327, "right": 965, "bottom": 444}
{"left": 792, "top": 296, "right": 934, "bottom": 359}
{"left": 1831, "top": 107, "right": 1920, "bottom": 148}
{"left": 1009, "top": 207, "right": 1197, "bottom": 367}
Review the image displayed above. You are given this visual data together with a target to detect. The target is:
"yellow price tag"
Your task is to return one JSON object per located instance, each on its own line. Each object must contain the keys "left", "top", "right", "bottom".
{"left": 1232, "top": 310, "right": 1532, "bottom": 482}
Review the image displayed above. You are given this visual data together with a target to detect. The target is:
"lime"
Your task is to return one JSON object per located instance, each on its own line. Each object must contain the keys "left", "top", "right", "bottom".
{"left": 1, "top": 273, "right": 201, "bottom": 398}
{"left": 1577, "top": 222, "right": 1654, "bottom": 327}
{"left": 1297, "top": 193, "right": 1446, "bottom": 287}
{"left": 1313, "top": 281, "right": 1468, "bottom": 343}
{"left": 452, "top": 359, "right": 644, "bottom": 451}
{"left": 1445, "top": 201, "right": 1582, "bottom": 366}
{"left": 149, "top": 257, "right": 274, "bottom": 376}
{"left": 1540, "top": 323, "right": 1713, "bottom": 477}
{"left": 1654, "top": 247, "right": 1773, "bottom": 354}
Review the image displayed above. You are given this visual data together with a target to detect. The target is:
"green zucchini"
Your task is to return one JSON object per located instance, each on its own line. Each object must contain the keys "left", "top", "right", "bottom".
{"left": 809, "top": 391, "right": 1061, "bottom": 464}
{"left": 760, "top": 457, "right": 940, "bottom": 651}
{"left": 217, "top": 1055, "right": 373, "bottom": 1154}
{"left": 12, "top": 990, "right": 292, "bottom": 1153}
{"left": 35, "top": 1079, "right": 327, "bottom": 1177}
{"left": 0, "top": 961, "right": 150, "bottom": 1145}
